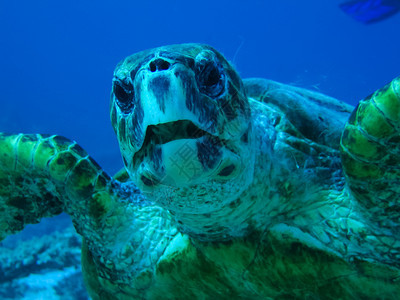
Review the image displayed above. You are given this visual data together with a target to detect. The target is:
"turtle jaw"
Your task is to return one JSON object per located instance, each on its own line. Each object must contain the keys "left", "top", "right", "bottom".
{"left": 128, "top": 119, "right": 242, "bottom": 189}
{"left": 132, "top": 119, "right": 209, "bottom": 164}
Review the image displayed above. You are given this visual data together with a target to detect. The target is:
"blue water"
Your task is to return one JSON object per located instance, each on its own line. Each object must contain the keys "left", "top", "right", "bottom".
{"left": 1, "top": 0, "right": 399, "bottom": 174}
{"left": 0, "top": 0, "right": 399, "bottom": 297}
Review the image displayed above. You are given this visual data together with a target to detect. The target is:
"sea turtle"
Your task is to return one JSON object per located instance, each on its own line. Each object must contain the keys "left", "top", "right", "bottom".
{"left": 0, "top": 43, "right": 399, "bottom": 299}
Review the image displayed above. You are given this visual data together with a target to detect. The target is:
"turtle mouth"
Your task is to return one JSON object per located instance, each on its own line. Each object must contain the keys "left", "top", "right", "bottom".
{"left": 143, "top": 120, "right": 207, "bottom": 146}
{"left": 132, "top": 120, "right": 209, "bottom": 164}
{"left": 130, "top": 119, "right": 243, "bottom": 187}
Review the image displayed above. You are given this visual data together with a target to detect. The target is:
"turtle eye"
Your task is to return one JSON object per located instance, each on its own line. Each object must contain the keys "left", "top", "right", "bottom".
{"left": 113, "top": 78, "right": 134, "bottom": 111}
{"left": 195, "top": 52, "right": 225, "bottom": 98}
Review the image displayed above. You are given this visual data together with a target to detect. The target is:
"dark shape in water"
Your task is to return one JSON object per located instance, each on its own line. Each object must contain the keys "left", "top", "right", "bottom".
{"left": 340, "top": 0, "right": 400, "bottom": 23}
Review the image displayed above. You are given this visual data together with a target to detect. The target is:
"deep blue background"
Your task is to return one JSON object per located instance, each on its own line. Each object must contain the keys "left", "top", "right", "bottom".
{"left": 1, "top": 0, "right": 399, "bottom": 174}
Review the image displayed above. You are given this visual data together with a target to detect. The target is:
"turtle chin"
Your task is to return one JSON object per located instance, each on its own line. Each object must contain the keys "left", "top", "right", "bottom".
{"left": 131, "top": 137, "right": 255, "bottom": 215}
{"left": 133, "top": 137, "right": 242, "bottom": 191}
{"left": 120, "top": 118, "right": 255, "bottom": 213}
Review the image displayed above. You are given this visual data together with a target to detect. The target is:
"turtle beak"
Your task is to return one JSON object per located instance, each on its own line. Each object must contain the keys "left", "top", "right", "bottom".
{"left": 130, "top": 59, "right": 214, "bottom": 152}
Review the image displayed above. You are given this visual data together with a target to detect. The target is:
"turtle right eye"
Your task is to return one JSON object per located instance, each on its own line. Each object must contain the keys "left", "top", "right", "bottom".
{"left": 113, "top": 79, "right": 134, "bottom": 110}
{"left": 194, "top": 50, "right": 225, "bottom": 99}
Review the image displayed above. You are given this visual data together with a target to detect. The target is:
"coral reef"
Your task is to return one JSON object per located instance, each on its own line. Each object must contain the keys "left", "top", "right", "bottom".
{"left": 0, "top": 224, "right": 88, "bottom": 299}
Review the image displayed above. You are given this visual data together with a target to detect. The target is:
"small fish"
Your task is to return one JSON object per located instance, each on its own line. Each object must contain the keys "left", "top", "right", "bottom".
{"left": 340, "top": 0, "right": 400, "bottom": 23}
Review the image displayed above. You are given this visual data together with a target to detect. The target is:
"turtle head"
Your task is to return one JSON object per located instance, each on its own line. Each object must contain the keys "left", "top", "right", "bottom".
{"left": 110, "top": 44, "right": 255, "bottom": 214}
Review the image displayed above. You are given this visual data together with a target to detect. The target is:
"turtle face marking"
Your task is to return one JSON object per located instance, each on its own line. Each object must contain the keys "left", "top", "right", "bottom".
{"left": 110, "top": 44, "right": 255, "bottom": 212}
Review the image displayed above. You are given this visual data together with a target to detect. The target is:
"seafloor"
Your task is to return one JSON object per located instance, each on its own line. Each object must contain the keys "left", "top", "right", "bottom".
{"left": 0, "top": 220, "right": 88, "bottom": 299}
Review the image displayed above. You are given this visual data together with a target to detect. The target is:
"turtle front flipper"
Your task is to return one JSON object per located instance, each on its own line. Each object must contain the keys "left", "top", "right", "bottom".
{"left": 0, "top": 133, "right": 179, "bottom": 297}
{"left": 340, "top": 77, "right": 400, "bottom": 226}
{"left": 0, "top": 133, "right": 121, "bottom": 240}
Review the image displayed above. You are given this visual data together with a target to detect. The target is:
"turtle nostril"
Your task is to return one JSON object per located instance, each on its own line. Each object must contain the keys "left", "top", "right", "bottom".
{"left": 150, "top": 61, "right": 156, "bottom": 72}
{"left": 159, "top": 60, "right": 170, "bottom": 70}
{"left": 149, "top": 59, "right": 171, "bottom": 72}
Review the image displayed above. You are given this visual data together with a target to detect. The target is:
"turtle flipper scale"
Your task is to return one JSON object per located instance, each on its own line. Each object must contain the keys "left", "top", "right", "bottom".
{"left": 340, "top": 77, "right": 400, "bottom": 225}
{"left": 0, "top": 133, "right": 118, "bottom": 240}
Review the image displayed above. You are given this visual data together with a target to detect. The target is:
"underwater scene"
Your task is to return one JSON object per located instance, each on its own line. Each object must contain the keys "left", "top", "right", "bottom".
{"left": 1, "top": 0, "right": 400, "bottom": 299}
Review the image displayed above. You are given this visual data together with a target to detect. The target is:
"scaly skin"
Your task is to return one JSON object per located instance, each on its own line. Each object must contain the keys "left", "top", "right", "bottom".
{"left": 0, "top": 133, "right": 178, "bottom": 297}
{"left": 341, "top": 77, "right": 400, "bottom": 227}
{"left": 1, "top": 44, "right": 400, "bottom": 298}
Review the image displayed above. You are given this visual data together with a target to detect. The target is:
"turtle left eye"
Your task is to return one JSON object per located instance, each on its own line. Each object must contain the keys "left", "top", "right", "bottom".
{"left": 113, "top": 78, "right": 134, "bottom": 111}
{"left": 196, "top": 60, "right": 225, "bottom": 98}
